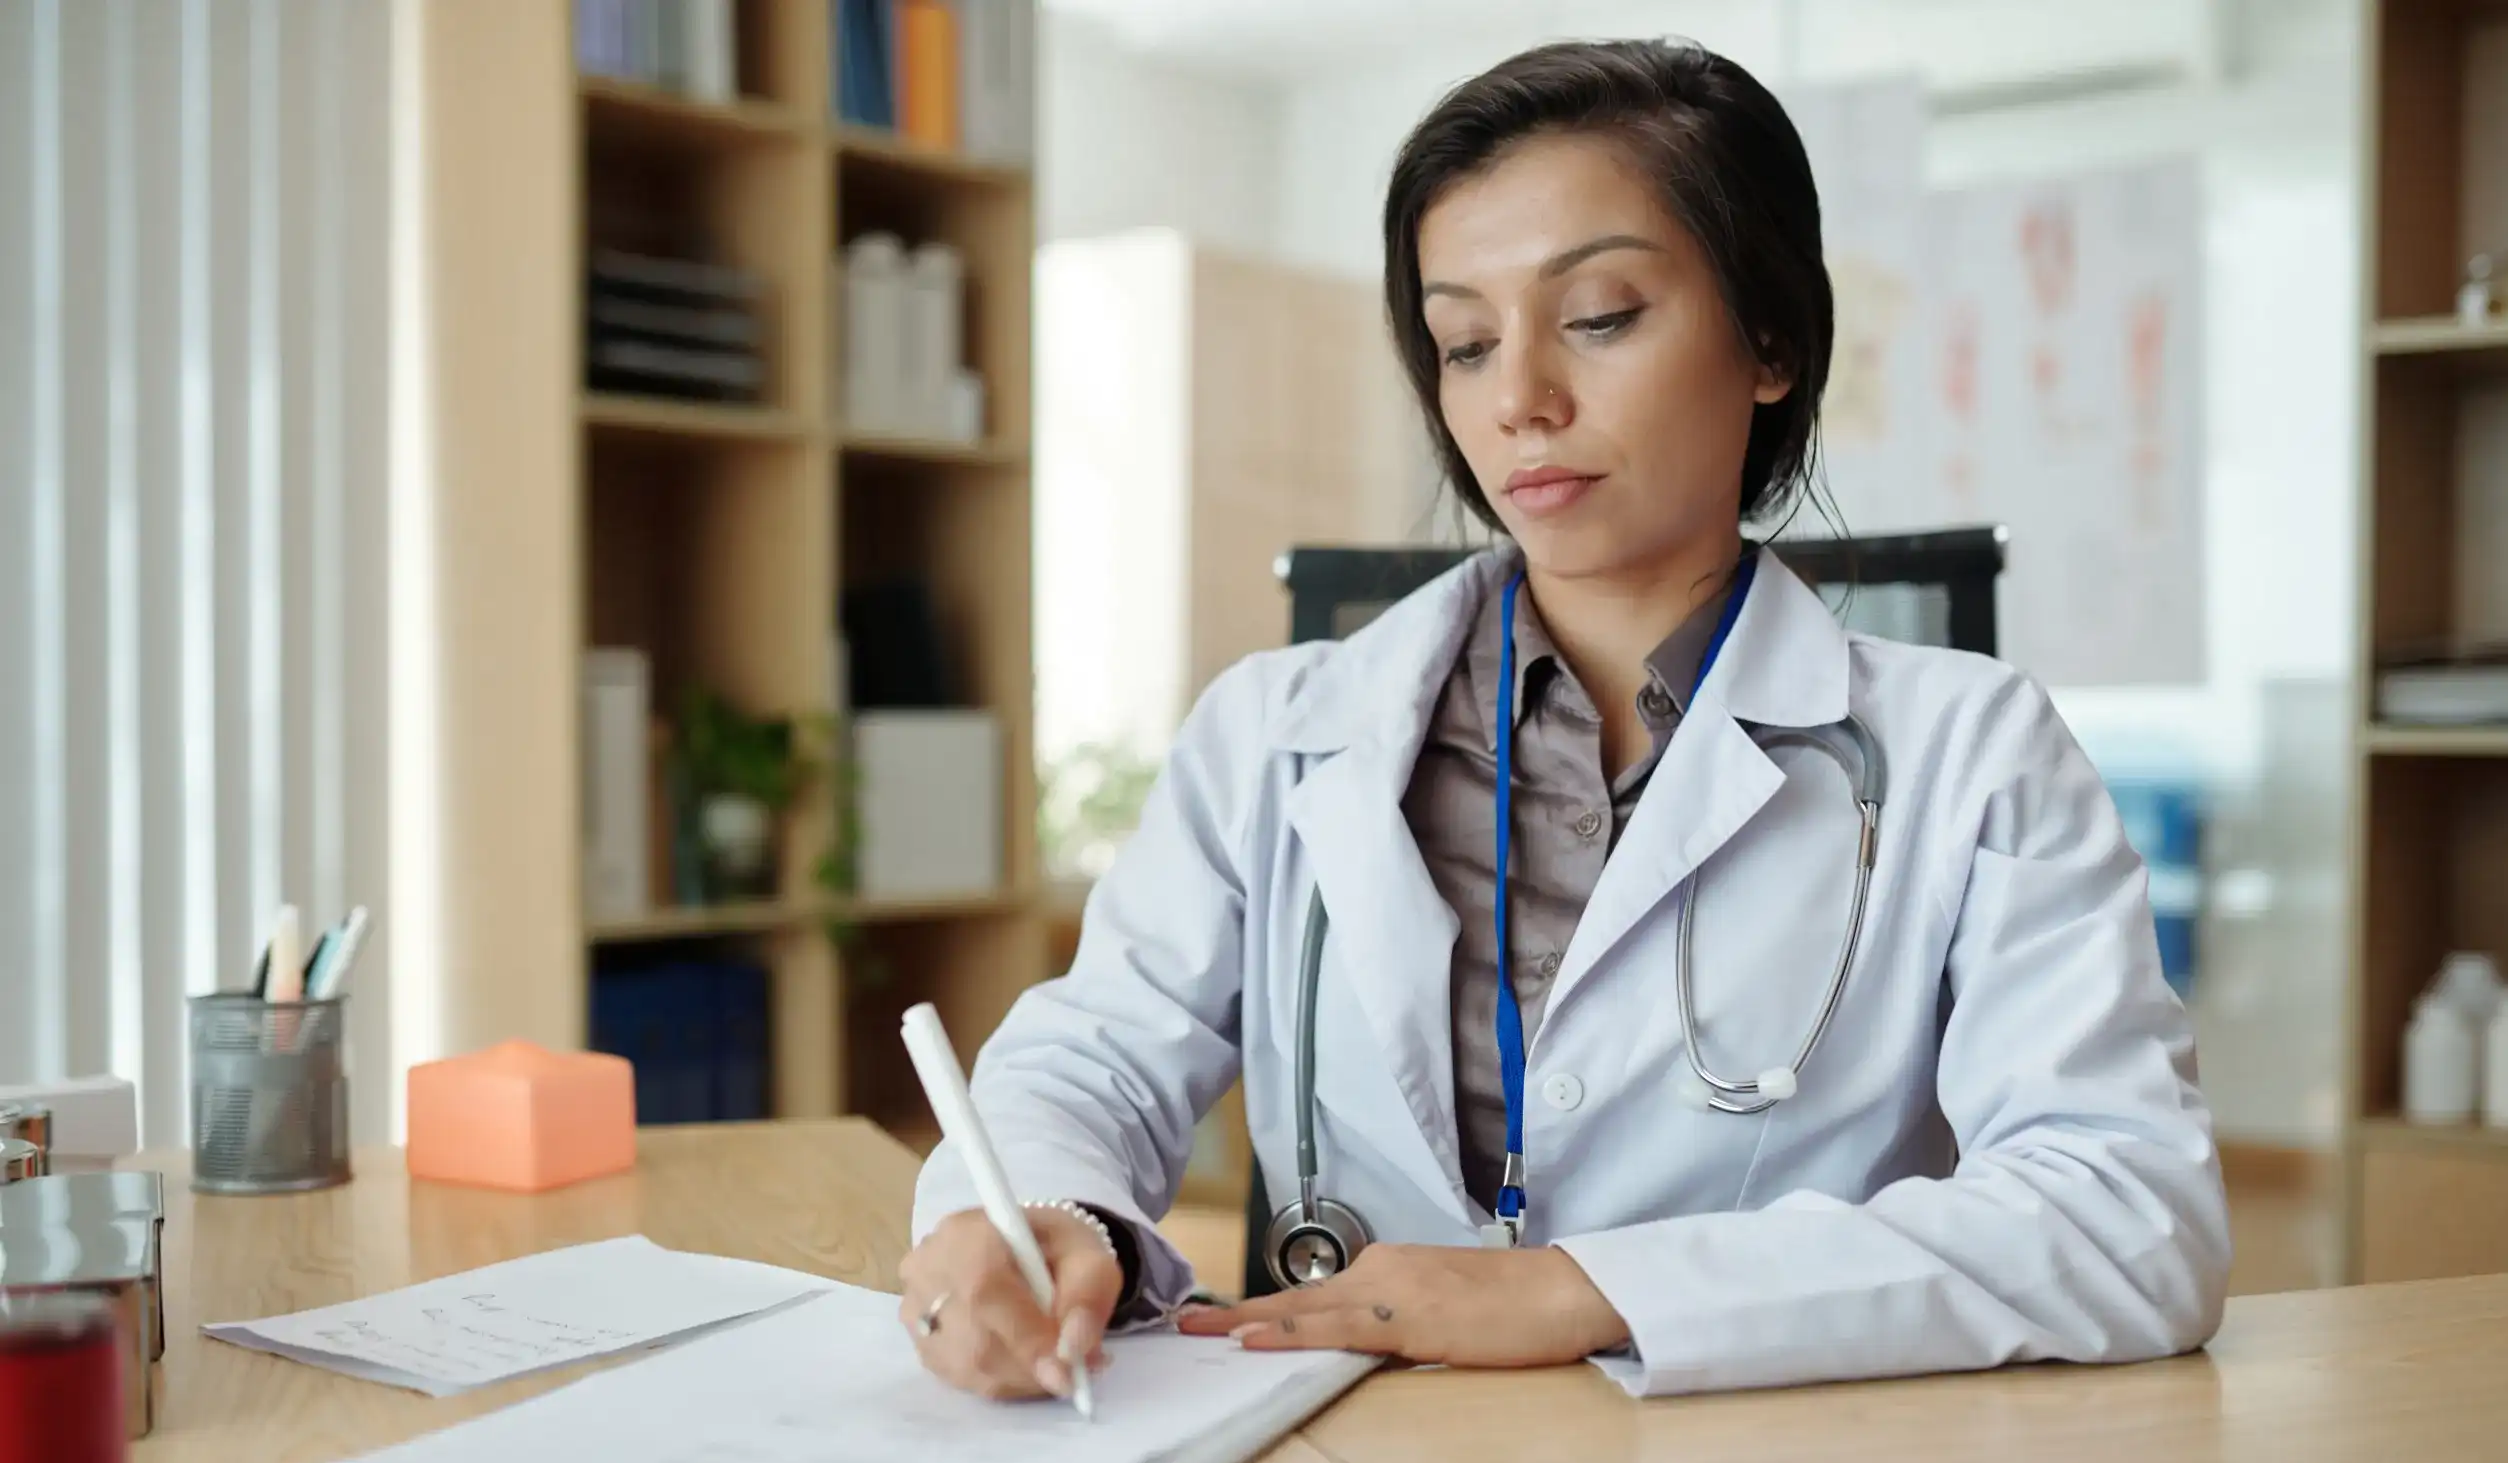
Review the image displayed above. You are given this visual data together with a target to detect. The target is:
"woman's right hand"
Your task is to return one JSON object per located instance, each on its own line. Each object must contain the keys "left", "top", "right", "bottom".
{"left": 897, "top": 1205, "right": 1124, "bottom": 1400}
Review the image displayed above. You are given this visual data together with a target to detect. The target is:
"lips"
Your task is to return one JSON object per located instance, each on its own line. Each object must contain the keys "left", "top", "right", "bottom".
{"left": 1504, "top": 465, "right": 1600, "bottom": 516}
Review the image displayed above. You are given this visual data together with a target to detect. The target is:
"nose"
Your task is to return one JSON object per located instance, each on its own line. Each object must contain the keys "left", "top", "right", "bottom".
{"left": 1493, "top": 330, "right": 1571, "bottom": 436}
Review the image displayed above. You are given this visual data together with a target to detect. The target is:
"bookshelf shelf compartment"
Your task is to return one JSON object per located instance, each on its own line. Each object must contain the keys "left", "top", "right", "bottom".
{"left": 587, "top": 891, "right": 1026, "bottom": 944}
{"left": 2360, "top": 1115, "right": 2508, "bottom": 1159}
{"left": 589, "top": 901, "right": 810, "bottom": 942}
{"left": 838, "top": 431, "right": 1026, "bottom": 468}
{"left": 833, "top": 890, "right": 1031, "bottom": 924}
{"left": 2363, "top": 724, "right": 2508, "bottom": 758}
{"left": 581, "top": 77, "right": 811, "bottom": 152}
{"left": 583, "top": 393, "right": 810, "bottom": 443}
{"left": 833, "top": 125, "right": 1029, "bottom": 188}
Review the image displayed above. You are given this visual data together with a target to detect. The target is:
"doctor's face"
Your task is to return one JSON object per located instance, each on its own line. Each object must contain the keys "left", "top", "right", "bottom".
{"left": 1415, "top": 131, "right": 1791, "bottom": 580}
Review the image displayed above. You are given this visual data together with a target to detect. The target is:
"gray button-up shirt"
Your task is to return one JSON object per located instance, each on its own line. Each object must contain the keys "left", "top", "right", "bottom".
{"left": 1399, "top": 568, "right": 1732, "bottom": 1213}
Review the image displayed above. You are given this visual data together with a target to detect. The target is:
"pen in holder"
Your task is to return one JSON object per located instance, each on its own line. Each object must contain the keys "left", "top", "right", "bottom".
{"left": 187, "top": 992, "right": 352, "bottom": 1194}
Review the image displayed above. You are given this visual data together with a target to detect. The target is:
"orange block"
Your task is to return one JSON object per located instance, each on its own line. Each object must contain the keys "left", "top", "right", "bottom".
{"left": 406, "top": 1040, "right": 637, "bottom": 1193}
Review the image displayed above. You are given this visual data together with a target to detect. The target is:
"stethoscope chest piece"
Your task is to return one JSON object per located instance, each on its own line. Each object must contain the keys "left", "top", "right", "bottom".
{"left": 1263, "top": 1191, "right": 1371, "bottom": 1289}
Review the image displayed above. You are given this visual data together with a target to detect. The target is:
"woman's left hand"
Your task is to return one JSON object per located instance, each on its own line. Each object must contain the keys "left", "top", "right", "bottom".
{"left": 1173, "top": 1244, "right": 1631, "bottom": 1366}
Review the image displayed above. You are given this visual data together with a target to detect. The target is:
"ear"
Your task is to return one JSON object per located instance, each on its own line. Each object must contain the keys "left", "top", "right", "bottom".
{"left": 1752, "top": 356, "right": 1795, "bottom": 406}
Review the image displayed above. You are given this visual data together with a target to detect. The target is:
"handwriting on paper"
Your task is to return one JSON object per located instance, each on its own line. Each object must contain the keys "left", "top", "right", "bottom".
{"left": 204, "top": 1235, "right": 831, "bottom": 1397}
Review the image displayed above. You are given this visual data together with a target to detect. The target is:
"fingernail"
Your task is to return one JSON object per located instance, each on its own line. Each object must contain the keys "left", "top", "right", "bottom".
{"left": 1228, "top": 1322, "right": 1263, "bottom": 1343}
{"left": 1057, "top": 1312, "right": 1090, "bottom": 1363}
{"left": 1034, "top": 1355, "right": 1072, "bottom": 1398}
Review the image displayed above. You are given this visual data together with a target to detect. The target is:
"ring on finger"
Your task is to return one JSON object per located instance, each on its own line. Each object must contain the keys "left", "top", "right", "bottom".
{"left": 911, "top": 1290, "right": 951, "bottom": 1338}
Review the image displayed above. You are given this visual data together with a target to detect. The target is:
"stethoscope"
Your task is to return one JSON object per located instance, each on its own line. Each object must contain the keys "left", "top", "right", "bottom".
{"left": 1264, "top": 552, "right": 1890, "bottom": 1291}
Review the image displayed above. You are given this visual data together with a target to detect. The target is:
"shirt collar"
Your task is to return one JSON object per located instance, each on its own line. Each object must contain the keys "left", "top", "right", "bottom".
{"left": 1463, "top": 555, "right": 1737, "bottom": 755}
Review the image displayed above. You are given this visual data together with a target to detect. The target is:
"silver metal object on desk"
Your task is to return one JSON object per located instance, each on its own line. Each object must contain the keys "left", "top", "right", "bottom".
{"left": 0, "top": 1102, "right": 51, "bottom": 1170}
{"left": 0, "top": 1169, "right": 168, "bottom": 1439}
{"left": 187, "top": 991, "right": 353, "bottom": 1193}
{"left": 0, "top": 1138, "right": 39, "bottom": 1183}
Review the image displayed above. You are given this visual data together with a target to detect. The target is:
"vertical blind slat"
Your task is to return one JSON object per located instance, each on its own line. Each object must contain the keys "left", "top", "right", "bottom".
{"left": 0, "top": 0, "right": 389, "bottom": 1144}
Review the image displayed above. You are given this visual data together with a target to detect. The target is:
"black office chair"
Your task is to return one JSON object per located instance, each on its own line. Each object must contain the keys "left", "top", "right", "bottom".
{"left": 1238, "top": 526, "right": 2008, "bottom": 1298}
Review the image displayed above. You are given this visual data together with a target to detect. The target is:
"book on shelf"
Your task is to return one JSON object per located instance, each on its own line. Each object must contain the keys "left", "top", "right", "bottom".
{"left": 834, "top": 0, "right": 1033, "bottom": 163}
{"left": 591, "top": 954, "right": 770, "bottom": 1124}
{"left": 2376, "top": 641, "right": 2508, "bottom": 726}
{"left": 583, "top": 648, "right": 654, "bottom": 922}
{"left": 586, "top": 247, "right": 769, "bottom": 404}
{"left": 578, "top": 0, "right": 739, "bottom": 104}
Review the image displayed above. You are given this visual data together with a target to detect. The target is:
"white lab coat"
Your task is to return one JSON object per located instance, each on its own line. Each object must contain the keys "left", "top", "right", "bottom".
{"left": 912, "top": 543, "right": 2230, "bottom": 1397}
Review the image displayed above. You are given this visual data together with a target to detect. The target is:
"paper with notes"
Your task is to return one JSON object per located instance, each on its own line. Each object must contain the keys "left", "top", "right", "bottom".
{"left": 351, "top": 1279, "right": 1382, "bottom": 1463}
{"left": 204, "top": 1235, "right": 830, "bottom": 1396}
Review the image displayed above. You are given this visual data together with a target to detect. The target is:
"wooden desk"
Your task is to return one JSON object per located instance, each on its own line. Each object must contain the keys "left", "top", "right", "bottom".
{"left": 131, "top": 1119, "right": 922, "bottom": 1463}
{"left": 127, "top": 1118, "right": 2508, "bottom": 1462}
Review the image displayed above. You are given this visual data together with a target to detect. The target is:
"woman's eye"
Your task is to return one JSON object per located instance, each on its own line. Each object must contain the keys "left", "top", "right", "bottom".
{"left": 1571, "top": 306, "right": 1643, "bottom": 338}
{"left": 1443, "top": 339, "right": 1493, "bottom": 367}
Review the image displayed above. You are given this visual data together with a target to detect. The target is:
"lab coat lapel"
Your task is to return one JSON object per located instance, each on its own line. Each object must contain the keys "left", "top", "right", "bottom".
{"left": 1545, "top": 703, "right": 1781, "bottom": 1023}
{"left": 1269, "top": 548, "right": 1501, "bottom": 1227}
{"left": 1540, "top": 546, "right": 1852, "bottom": 1030}
{"left": 1284, "top": 747, "right": 1468, "bottom": 1221}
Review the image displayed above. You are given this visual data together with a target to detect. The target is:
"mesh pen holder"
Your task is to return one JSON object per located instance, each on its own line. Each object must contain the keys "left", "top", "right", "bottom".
{"left": 187, "top": 992, "right": 352, "bottom": 1194}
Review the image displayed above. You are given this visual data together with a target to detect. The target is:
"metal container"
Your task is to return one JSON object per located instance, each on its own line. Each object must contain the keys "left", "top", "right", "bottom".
{"left": 0, "top": 1104, "right": 52, "bottom": 1170}
{"left": 0, "top": 1290, "right": 126, "bottom": 1463}
{"left": 0, "top": 1171, "right": 166, "bottom": 1441}
{"left": 187, "top": 992, "right": 352, "bottom": 1194}
{"left": 0, "top": 1140, "right": 39, "bottom": 1184}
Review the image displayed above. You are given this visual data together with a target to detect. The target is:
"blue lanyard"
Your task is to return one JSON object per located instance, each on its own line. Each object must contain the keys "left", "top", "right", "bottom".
{"left": 1490, "top": 551, "right": 1757, "bottom": 1227}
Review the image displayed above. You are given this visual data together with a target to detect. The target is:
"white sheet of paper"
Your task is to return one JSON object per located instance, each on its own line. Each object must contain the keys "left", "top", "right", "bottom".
{"left": 204, "top": 1236, "right": 831, "bottom": 1397}
{"left": 350, "top": 1281, "right": 1381, "bottom": 1463}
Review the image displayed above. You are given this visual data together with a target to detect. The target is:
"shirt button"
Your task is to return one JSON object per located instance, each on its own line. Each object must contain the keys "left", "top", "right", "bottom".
{"left": 1542, "top": 1073, "right": 1584, "bottom": 1111}
{"left": 1638, "top": 686, "right": 1676, "bottom": 721}
{"left": 1573, "top": 810, "right": 1603, "bottom": 839}
{"left": 1537, "top": 951, "right": 1561, "bottom": 978}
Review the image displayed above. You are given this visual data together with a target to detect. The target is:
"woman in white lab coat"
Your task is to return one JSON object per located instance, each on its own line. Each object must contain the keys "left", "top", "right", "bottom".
{"left": 899, "top": 37, "right": 2229, "bottom": 1401}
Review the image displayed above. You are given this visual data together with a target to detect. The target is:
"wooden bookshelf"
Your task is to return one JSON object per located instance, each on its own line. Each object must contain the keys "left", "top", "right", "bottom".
{"left": 2345, "top": 0, "right": 2508, "bottom": 1282}
{"left": 408, "top": 0, "right": 1045, "bottom": 1132}
{"left": 839, "top": 429, "right": 1029, "bottom": 468}
{"left": 582, "top": 392, "right": 812, "bottom": 442}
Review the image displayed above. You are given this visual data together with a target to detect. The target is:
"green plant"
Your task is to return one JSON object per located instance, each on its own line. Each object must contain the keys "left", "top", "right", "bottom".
{"left": 674, "top": 687, "right": 812, "bottom": 810}
{"left": 1038, "top": 740, "right": 1161, "bottom": 880}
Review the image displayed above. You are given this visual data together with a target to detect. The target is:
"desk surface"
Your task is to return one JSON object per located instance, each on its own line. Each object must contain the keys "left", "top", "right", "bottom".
{"left": 127, "top": 1119, "right": 2508, "bottom": 1463}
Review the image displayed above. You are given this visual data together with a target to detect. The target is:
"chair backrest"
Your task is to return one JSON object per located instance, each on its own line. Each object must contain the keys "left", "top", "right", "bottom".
{"left": 1236, "top": 526, "right": 2007, "bottom": 1299}
{"left": 1275, "top": 526, "right": 2007, "bottom": 653}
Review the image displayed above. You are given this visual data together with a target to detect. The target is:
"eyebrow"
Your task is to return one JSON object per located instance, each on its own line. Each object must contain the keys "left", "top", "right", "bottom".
{"left": 1421, "top": 234, "right": 1668, "bottom": 300}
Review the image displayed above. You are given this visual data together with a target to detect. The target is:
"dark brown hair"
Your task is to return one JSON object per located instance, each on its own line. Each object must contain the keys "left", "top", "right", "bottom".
{"left": 1382, "top": 39, "right": 1834, "bottom": 531}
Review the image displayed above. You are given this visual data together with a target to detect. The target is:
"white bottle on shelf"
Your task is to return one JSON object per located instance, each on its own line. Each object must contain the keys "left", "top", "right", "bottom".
{"left": 2406, "top": 993, "right": 2481, "bottom": 1124}
{"left": 844, "top": 232, "right": 909, "bottom": 435}
{"left": 2488, "top": 1003, "right": 2508, "bottom": 1128}
{"left": 905, "top": 242, "right": 965, "bottom": 439}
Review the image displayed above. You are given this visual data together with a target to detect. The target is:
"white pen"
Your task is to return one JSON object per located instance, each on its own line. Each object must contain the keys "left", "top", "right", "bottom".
{"left": 307, "top": 905, "right": 372, "bottom": 1000}
{"left": 899, "top": 1002, "right": 1097, "bottom": 1422}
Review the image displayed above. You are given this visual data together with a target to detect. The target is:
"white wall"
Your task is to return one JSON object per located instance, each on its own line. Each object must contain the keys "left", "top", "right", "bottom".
{"left": 1039, "top": 7, "right": 1282, "bottom": 254}
{"left": 1917, "top": 1, "right": 2361, "bottom": 1146}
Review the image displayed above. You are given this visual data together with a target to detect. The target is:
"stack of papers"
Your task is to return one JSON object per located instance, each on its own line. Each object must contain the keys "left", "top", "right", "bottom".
{"left": 204, "top": 1236, "right": 829, "bottom": 1396}
{"left": 352, "top": 1280, "right": 1380, "bottom": 1463}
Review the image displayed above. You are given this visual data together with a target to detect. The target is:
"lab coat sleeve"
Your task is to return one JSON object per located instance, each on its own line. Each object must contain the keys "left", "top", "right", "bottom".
{"left": 908, "top": 652, "right": 1296, "bottom": 1320}
{"left": 1553, "top": 671, "right": 2231, "bottom": 1396}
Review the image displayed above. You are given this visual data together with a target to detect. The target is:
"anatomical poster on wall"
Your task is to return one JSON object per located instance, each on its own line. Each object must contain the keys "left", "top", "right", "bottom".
{"left": 1781, "top": 79, "right": 1932, "bottom": 535}
{"left": 1923, "top": 159, "right": 2206, "bottom": 686}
